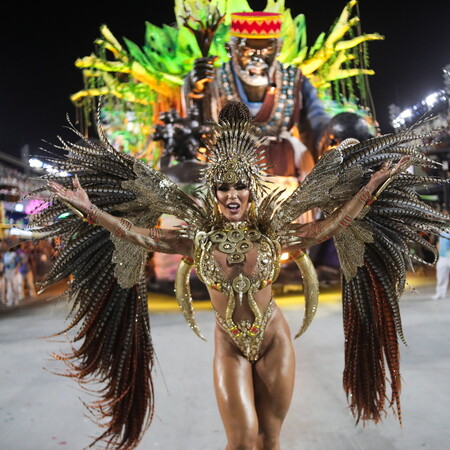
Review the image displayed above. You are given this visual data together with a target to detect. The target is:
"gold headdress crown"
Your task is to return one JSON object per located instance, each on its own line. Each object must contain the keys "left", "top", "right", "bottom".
{"left": 201, "top": 102, "right": 269, "bottom": 198}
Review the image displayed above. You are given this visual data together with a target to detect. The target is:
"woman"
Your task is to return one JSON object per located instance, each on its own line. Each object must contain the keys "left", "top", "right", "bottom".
{"left": 45, "top": 102, "right": 416, "bottom": 449}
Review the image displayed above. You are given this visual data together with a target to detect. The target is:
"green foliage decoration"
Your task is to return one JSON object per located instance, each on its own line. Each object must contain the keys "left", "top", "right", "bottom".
{"left": 71, "top": 0, "right": 383, "bottom": 159}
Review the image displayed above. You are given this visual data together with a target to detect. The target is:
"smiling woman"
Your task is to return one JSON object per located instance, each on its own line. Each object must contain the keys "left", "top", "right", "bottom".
{"left": 215, "top": 181, "right": 251, "bottom": 221}
{"left": 27, "top": 99, "right": 450, "bottom": 449}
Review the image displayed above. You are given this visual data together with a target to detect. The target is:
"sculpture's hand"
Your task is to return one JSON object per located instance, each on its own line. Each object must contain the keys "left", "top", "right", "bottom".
{"left": 191, "top": 56, "right": 217, "bottom": 95}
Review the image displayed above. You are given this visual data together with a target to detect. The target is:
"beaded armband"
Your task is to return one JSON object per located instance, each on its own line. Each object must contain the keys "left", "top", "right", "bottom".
{"left": 311, "top": 221, "right": 331, "bottom": 244}
{"left": 86, "top": 205, "right": 100, "bottom": 225}
{"left": 339, "top": 214, "right": 354, "bottom": 228}
{"left": 59, "top": 200, "right": 99, "bottom": 226}
{"left": 357, "top": 187, "right": 373, "bottom": 205}
{"left": 149, "top": 227, "right": 162, "bottom": 244}
{"left": 366, "top": 195, "right": 377, "bottom": 206}
{"left": 113, "top": 217, "right": 133, "bottom": 239}
{"left": 358, "top": 186, "right": 377, "bottom": 209}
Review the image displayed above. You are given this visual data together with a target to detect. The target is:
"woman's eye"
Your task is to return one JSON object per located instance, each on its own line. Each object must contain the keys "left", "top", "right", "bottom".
{"left": 236, "top": 184, "right": 247, "bottom": 190}
{"left": 217, "top": 186, "right": 229, "bottom": 192}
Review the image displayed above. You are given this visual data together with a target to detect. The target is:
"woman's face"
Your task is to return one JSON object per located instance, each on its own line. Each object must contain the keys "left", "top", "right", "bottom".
{"left": 215, "top": 181, "right": 251, "bottom": 222}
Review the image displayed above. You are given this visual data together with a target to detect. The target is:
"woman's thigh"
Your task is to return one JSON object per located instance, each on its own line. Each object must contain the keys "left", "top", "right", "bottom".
{"left": 213, "top": 325, "right": 258, "bottom": 446}
{"left": 253, "top": 308, "right": 296, "bottom": 435}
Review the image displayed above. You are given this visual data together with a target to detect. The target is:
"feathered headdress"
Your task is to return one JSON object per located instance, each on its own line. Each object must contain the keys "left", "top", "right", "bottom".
{"left": 200, "top": 102, "right": 270, "bottom": 199}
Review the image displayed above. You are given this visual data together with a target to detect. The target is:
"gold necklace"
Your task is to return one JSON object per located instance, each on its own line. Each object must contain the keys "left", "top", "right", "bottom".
{"left": 209, "top": 221, "right": 261, "bottom": 265}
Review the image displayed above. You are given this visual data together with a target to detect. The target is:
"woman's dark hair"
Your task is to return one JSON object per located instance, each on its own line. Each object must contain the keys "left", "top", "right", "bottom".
{"left": 218, "top": 101, "right": 252, "bottom": 124}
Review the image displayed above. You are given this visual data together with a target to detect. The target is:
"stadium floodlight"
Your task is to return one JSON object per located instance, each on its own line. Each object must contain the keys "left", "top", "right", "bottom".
{"left": 425, "top": 92, "right": 439, "bottom": 108}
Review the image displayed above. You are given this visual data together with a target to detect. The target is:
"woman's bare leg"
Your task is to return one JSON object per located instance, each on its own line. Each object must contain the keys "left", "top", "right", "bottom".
{"left": 253, "top": 309, "right": 295, "bottom": 450}
{"left": 213, "top": 324, "right": 258, "bottom": 450}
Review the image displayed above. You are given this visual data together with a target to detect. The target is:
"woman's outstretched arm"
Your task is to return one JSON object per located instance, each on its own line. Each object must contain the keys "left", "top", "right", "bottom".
{"left": 48, "top": 176, "right": 194, "bottom": 257}
{"left": 282, "top": 156, "right": 411, "bottom": 252}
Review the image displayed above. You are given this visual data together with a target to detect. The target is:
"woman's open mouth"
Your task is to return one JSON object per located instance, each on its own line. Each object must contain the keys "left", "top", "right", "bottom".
{"left": 226, "top": 203, "right": 241, "bottom": 214}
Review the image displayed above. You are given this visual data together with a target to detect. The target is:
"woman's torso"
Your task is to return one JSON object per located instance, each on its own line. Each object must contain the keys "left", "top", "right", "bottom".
{"left": 195, "top": 222, "right": 280, "bottom": 322}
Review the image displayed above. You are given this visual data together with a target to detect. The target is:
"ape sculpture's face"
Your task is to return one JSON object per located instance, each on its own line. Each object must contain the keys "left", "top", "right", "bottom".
{"left": 228, "top": 37, "right": 280, "bottom": 87}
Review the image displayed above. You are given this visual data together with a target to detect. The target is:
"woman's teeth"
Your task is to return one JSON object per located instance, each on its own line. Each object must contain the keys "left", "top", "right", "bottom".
{"left": 227, "top": 203, "right": 240, "bottom": 212}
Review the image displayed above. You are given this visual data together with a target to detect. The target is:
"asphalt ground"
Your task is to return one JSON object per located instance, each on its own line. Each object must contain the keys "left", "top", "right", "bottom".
{"left": 1, "top": 271, "right": 449, "bottom": 449}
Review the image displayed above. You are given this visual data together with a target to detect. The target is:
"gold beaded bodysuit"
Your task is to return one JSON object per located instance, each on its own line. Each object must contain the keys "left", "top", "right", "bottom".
{"left": 194, "top": 221, "right": 281, "bottom": 362}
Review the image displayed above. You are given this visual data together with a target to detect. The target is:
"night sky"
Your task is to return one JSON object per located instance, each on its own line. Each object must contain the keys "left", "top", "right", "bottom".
{"left": 1, "top": 0, "right": 449, "bottom": 160}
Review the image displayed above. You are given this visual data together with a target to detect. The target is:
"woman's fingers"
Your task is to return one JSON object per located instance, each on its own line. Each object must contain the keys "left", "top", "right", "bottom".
{"left": 73, "top": 174, "right": 82, "bottom": 190}
{"left": 47, "top": 180, "right": 60, "bottom": 191}
{"left": 382, "top": 159, "right": 392, "bottom": 170}
{"left": 391, "top": 156, "right": 412, "bottom": 176}
{"left": 48, "top": 180, "right": 65, "bottom": 196}
{"left": 48, "top": 178, "right": 80, "bottom": 195}
{"left": 47, "top": 180, "right": 73, "bottom": 202}
{"left": 47, "top": 177, "right": 92, "bottom": 214}
{"left": 399, "top": 155, "right": 412, "bottom": 167}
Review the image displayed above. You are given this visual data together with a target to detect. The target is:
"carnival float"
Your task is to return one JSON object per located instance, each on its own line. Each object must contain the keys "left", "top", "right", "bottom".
{"left": 70, "top": 0, "right": 383, "bottom": 164}
{"left": 55, "top": 0, "right": 386, "bottom": 292}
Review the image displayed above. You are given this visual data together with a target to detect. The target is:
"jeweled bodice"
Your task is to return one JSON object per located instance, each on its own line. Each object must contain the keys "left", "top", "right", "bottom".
{"left": 193, "top": 221, "right": 281, "bottom": 362}
{"left": 194, "top": 221, "right": 281, "bottom": 294}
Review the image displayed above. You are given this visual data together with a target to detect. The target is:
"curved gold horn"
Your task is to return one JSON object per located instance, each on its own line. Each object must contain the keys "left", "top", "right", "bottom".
{"left": 175, "top": 257, "right": 207, "bottom": 341}
{"left": 292, "top": 250, "right": 319, "bottom": 338}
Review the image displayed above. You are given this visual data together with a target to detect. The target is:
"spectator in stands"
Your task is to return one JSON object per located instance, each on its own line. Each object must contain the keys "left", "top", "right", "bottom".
{"left": 17, "top": 242, "right": 37, "bottom": 298}
{"left": 0, "top": 250, "right": 5, "bottom": 305}
{"left": 433, "top": 229, "right": 450, "bottom": 300}
{"left": 3, "top": 247, "right": 22, "bottom": 306}
{"left": 30, "top": 240, "right": 54, "bottom": 283}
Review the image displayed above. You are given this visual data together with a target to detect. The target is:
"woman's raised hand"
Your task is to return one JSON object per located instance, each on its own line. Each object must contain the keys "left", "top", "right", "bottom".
{"left": 368, "top": 155, "right": 412, "bottom": 191}
{"left": 47, "top": 175, "right": 92, "bottom": 214}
